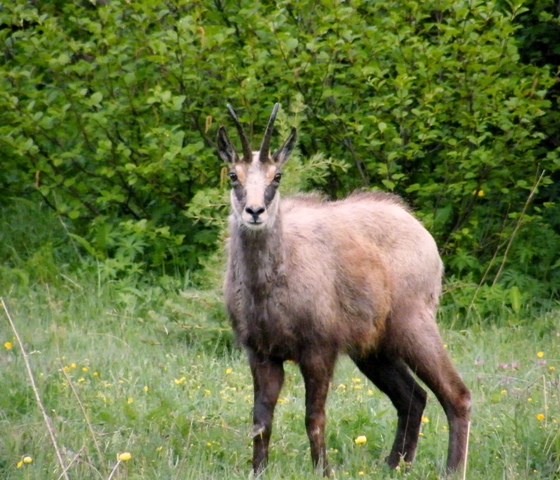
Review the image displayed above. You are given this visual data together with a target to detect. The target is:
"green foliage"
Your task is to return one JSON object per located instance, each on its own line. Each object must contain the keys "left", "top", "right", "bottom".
{"left": 1, "top": 0, "right": 559, "bottom": 307}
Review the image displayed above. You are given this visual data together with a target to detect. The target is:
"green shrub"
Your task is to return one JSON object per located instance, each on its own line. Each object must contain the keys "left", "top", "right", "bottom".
{"left": 1, "top": 0, "right": 559, "bottom": 308}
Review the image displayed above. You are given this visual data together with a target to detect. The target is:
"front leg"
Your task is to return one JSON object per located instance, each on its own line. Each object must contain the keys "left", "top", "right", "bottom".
{"left": 299, "top": 349, "right": 337, "bottom": 477}
{"left": 248, "top": 350, "right": 285, "bottom": 475}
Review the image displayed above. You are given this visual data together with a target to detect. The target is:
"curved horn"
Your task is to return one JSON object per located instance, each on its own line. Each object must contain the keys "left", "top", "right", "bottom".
{"left": 259, "top": 103, "right": 280, "bottom": 163}
{"left": 226, "top": 104, "right": 252, "bottom": 161}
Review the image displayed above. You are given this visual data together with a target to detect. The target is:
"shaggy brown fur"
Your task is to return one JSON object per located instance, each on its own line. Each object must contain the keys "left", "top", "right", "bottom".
{"left": 218, "top": 104, "right": 471, "bottom": 477}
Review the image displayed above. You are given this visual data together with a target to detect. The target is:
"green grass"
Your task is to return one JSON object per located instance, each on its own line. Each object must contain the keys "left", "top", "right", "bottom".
{"left": 0, "top": 201, "right": 558, "bottom": 479}
{"left": 0, "top": 274, "right": 559, "bottom": 480}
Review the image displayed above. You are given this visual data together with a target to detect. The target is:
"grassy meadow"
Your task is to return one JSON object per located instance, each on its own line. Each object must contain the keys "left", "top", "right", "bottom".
{"left": 0, "top": 205, "right": 559, "bottom": 479}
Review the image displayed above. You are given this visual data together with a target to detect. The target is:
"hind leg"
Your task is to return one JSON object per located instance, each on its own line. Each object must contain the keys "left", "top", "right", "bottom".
{"left": 392, "top": 310, "right": 471, "bottom": 474}
{"left": 352, "top": 352, "right": 427, "bottom": 467}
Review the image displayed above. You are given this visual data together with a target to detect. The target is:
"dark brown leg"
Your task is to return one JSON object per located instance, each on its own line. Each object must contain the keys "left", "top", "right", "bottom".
{"left": 398, "top": 318, "right": 471, "bottom": 474}
{"left": 248, "top": 350, "right": 285, "bottom": 475}
{"left": 299, "top": 349, "right": 337, "bottom": 477}
{"left": 352, "top": 353, "right": 427, "bottom": 467}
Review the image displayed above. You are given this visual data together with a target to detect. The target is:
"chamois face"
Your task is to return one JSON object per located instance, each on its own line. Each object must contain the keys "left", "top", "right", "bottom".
{"left": 217, "top": 104, "right": 297, "bottom": 231}
{"left": 227, "top": 154, "right": 283, "bottom": 231}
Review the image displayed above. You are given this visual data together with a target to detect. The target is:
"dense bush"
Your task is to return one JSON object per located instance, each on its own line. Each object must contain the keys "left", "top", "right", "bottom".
{"left": 1, "top": 0, "right": 559, "bottom": 308}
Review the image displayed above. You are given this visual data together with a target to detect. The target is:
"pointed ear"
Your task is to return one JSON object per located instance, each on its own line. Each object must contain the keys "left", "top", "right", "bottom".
{"left": 272, "top": 127, "right": 297, "bottom": 166}
{"left": 217, "top": 126, "right": 239, "bottom": 163}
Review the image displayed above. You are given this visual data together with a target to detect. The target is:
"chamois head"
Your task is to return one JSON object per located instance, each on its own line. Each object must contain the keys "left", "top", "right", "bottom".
{"left": 217, "top": 103, "right": 297, "bottom": 231}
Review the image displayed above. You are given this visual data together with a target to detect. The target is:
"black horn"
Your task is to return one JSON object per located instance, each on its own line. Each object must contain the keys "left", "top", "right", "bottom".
{"left": 226, "top": 104, "right": 253, "bottom": 161}
{"left": 259, "top": 103, "right": 280, "bottom": 163}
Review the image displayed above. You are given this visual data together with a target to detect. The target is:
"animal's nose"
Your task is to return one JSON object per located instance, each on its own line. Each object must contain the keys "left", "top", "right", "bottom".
{"left": 245, "top": 205, "right": 265, "bottom": 220}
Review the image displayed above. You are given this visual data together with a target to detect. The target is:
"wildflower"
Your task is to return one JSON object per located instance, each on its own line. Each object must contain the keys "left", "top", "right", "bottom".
{"left": 500, "top": 389, "right": 507, "bottom": 395}
{"left": 17, "top": 455, "right": 32, "bottom": 467}
{"left": 144, "top": 385, "right": 149, "bottom": 392}
{"left": 82, "top": 367, "right": 89, "bottom": 372}
{"left": 127, "top": 397, "right": 134, "bottom": 404}
{"left": 354, "top": 435, "right": 367, "bottom": 445}
{"left": 4, "top": 341, "right": 13, "bottom": 350}
{"left": 549, "top": 366, "right": 555, "bottom": 372}
{"left": 93, "top": 371, "right": 100, "bottom": 377}
{"left": 174, "top": 377, "right": 186, "bottom": 385}
{"left": 118, "top": 452, "right": 132, "bottom": 461}
{"left": 225, "top": 368, "right": 233, "bottom": 374}
{"left": 536, "top": 413, "right": 545, "bottom": 421}
{"left": 70, "top": 363, "right": 77, "bottom": 369}
{"left": 537, "top": 351, "right": 544, "bottom": 358}
{"left": 422, "top": 416, "right": 429, "bottom": 423}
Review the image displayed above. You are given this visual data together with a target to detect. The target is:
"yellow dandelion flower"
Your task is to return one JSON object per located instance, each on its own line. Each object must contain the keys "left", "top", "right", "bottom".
{"left": 93, "top": 371, "right": 99, "bottom": 377}
{"left": 144, "top": 385, "right": 149, "bottom": 392}
{"left": 500, "top": 389, "right": 507, "bottom": 395}
{"left": 16, "top": 460, "right": 23, "bottom": 468}
{"left": 225, "top": 368, "right": 233, "bottom": 374}
{"left": 82, "top": 367, "right": 89, "bottom": 372}
{"left": 419, "top": 432, "right": 425, "bottom": 437}
{"left": 4, "top": 341, "right": 13, "bottom": 350}
{"left": 127, "top": 397, "right": 134, "bottom": 404}
{"left": 354, "top": 435, "right": 367, "bottom": 445}
{"left": 422, "top": 416, "right": 429, "bottom": 423}
{"left": 536, "top": 413, "right": 545, "bottom": 421}
{"left": 358, "top": 471, "right": 365, "bottom": 476}
{"left": 118, "top": 452, "right": 132, "bottom": 461}
{"left": 549, "top": 366, "right": 555, "bottom": 372}
{"left": 174, "top": 377, "right": 186, "bottom": 385}
{"left": 70, "top": 363, "right": 77, "bottom": 369}
{"left": 23, "top": 456, "right": 32, "bottom": 464}
{"left": 537, "top": 351, "right": 544, "bottom": 358}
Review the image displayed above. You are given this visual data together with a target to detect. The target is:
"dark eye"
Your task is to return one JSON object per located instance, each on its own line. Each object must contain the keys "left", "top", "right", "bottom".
{"left": 229, "top": 172, "right": 238, "bottom": 182}
{"left": 273, "top": 172, "right": 282, "bottom": 183}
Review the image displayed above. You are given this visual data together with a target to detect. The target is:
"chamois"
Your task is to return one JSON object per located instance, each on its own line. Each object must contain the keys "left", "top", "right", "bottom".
{"left": 217, "top": 104, "right": 471, "bottom": 477}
